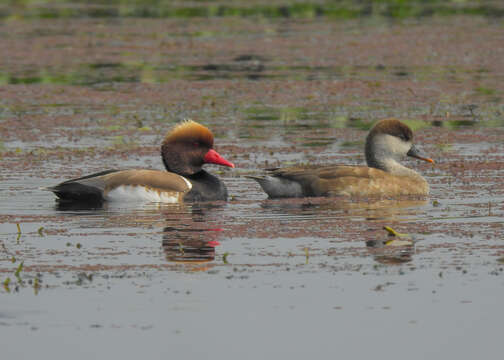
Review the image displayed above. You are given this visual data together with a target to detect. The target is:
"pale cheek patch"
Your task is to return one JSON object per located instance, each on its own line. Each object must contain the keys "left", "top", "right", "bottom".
{"left": 387, "top": 136, "right": 411, "bottom": 157}
{"left": 105, "top": 185, "right": 182, "bottom": 203}
{"left": 374, "top": 134, "right": 411, "bottom": 159}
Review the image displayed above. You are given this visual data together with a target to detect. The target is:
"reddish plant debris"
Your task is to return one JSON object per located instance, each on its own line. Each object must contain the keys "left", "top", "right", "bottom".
{"left": 0, "top": 16, "right": 503, "bottom": 289}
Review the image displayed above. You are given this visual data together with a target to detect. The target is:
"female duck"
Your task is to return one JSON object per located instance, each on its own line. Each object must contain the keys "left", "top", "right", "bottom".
{"left": 249, "top": 119, "right": 434, "bottom": 198}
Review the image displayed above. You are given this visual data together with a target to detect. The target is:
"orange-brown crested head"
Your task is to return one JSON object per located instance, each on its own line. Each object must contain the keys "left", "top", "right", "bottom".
{"left": 161, "top": 119, "right": 234, "bottom": 176}
{"left": 368, "top": 118, "right": 413, "bottom": 143}
{"left": 163, "top": 119, "right": 214, "bottom": 148}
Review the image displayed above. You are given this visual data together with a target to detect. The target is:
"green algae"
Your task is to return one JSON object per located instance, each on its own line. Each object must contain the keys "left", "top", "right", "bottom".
{"left": 1, "top": 64, "right": 500, "bottom": 86}
{"left": 3, "top": 1, "right": 504, "bottom": 20}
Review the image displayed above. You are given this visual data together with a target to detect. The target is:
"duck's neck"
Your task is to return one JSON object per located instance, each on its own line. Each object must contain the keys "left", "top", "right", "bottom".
{"left": 184, "top": 170, "right": 228, "bottom": 202}
{"left": 367, "top": 156, "right": 421, "bottom": 178}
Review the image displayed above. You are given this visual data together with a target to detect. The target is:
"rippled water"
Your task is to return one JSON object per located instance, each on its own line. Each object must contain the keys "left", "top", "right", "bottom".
{"left": 2, "top": 158, "right": 503, "bottom": 359}
{"left": 1, "top": 10, "right": 504, "bottom": 360}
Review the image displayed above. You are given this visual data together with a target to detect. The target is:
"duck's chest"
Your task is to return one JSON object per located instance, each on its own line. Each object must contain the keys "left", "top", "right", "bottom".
{"left": 183, "top": 172, "right": 228, "bottom": 202}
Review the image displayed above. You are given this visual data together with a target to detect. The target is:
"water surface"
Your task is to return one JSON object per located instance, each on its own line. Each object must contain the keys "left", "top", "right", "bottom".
{"left": 1, "top": 10, "right": 504, "bottom": 360}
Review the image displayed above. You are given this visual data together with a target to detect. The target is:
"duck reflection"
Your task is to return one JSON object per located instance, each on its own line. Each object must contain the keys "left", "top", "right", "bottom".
{"left": 161, "top": 203, "right": 225, "bottom": 264}
{"left": 55, "top": 199, "right": 225, "bottom": 265}
{"left": 162, "top": 227, "right": 220, "bottom": 263}
{"left": 258, "top": 197, "right": 428, "bottom": 221}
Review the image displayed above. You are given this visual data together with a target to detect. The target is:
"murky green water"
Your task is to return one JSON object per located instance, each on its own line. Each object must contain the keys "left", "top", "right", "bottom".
{"left": 1, "top": 4, "right": 504, "bottom": 359}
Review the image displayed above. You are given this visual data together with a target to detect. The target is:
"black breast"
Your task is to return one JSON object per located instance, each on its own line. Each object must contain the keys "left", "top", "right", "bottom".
{"left": 183, "top": 170, "right": 228, "bottom": 202}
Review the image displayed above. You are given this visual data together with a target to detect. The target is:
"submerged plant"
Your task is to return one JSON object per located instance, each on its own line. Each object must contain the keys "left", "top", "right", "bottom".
{"left": 3, "top": 277, "right": 10, "bottom": 293}
{"left": 16, "top": 223, "right": 21, "bottom": 243}
{"left": 15, "top": 261, "right": 24, "bottom": 282}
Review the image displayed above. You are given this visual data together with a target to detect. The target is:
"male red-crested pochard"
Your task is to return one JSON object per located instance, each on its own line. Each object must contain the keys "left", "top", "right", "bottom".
{"left": 249, "top": 119, "right": 434, "bottom": 198}
{"left": 45, "top": 120, "right": 235, "bottom": 203}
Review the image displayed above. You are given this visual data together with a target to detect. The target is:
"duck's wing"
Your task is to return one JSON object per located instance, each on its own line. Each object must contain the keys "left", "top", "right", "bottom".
{"left": 46, "top": 169, "right": 192, "bottom": 202}
{"left": 249, "top": 165, "right": 391, "bottom": 198}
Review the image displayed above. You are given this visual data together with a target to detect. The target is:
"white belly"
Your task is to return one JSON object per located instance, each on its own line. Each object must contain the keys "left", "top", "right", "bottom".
{"left": 105, "top": 185, "right": 182, "bottom": 203}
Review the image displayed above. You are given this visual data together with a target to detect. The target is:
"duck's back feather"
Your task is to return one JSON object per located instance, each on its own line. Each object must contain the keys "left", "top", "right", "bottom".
{"left": 254, "top": 165, "right": 428, "bottom": 198}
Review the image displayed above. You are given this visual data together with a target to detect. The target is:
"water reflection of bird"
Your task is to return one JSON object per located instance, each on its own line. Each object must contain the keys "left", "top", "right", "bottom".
{"left": 162, "top": 227, "right": 219, "bottom": 263}
{"left": 249, "top": 119, "right": 434, "bottom": 198}
{"left": 162, "top": 204, "right": 224, "bottom": 265}
{"left": 258, "top": 197, "right": 427, "bottom": 221}
{"left": 43, "top": 120, "right": 234, "bottom": 204}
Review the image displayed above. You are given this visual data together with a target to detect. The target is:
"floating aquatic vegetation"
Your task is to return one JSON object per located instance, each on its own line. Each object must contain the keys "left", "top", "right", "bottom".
{"left": 16, "top": 223, "right": 21, "bottom": 243}
{"left": 3, "top": 278, "right": 10, "bottom": 293}
{"left": 15, "top": 261, "right": 24, "bottom": 282}
{"left": 366, "top": 227, "right": 415, "bottom": 255}
{"left": 33, "top": 277, "right": 41, "bottom": 295}
{"left": 383, "top": 226, "right": 409, "bottom": 238}
{"left": 3, "top": 1, "right": 504, "bottom": 20}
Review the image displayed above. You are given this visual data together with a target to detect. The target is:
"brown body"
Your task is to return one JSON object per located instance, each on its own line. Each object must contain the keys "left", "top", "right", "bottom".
{"left": 250, "top": 119, "right": 433, "bottom": 199}
{"left": 264, "top": 164, "right": 429, "bottom": 197}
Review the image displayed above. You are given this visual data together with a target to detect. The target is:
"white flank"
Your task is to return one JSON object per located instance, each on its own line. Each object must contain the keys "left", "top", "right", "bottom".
{"left": 106, "top": 186, "right": 180, "bottom": 203}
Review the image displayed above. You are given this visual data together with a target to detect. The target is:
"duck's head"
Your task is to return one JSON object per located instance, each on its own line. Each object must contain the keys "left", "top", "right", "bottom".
{"left": 365, "top": 119, "right": 434, "bottom": 171}
{"left": 161, "top": 120, "right": 235, "bottom": 176}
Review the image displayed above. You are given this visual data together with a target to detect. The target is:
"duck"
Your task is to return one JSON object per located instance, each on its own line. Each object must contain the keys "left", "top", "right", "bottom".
{"left": 45, "top": 120, "right": 235, "bottom": 203}
{"left": 249, "top": 119, "right": 434, "bottom": 198}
